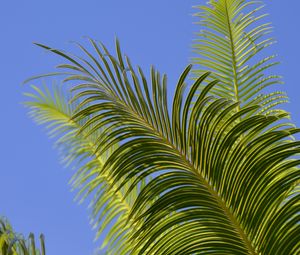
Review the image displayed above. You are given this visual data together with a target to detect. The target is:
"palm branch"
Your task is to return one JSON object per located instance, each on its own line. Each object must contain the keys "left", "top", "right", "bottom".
{"left": 24, "top": 86, "right": 149, "bottom": 255}
{"left": 26, "top": 39, "right": 300, "bottom": 254}
{"left": 192, "top": 0, "right": 289, "bottom": 116}
{"left": 0, "top": 218, "right": 45, "bottom": 255}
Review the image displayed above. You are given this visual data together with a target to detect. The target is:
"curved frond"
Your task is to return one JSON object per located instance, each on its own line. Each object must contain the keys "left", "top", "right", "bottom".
{"left": 24, "top": 86, "right": 148, "bottom": 255}
{"left": 192, "top": 0, "right": 288, "bottom": 115}
{"left": 27, "top": 39, "right": 300, "bottom": 254}
{"left": 0, "top": 218, "right": 45, "bottom": 255}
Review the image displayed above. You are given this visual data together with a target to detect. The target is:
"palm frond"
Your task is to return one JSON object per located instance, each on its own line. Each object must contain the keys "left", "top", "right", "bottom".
{"left": 24, "top": 86, "right": 148, "bottom": 255}
{"left": 192, "top": 0, "right": 288, "bottom": 116}
{"left": 27, "top": 39, "right": 300, "bottom": 254}
{"left": 0, "top": 218, "right": 45, "bottom": 255}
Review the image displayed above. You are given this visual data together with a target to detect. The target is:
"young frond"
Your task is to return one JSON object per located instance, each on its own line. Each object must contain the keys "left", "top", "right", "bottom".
{"left": 192, "top": 0, "right": 288, "bottom": 116}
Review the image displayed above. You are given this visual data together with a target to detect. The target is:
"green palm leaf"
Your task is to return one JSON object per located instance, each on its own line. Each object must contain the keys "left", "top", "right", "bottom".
{"left": 27, "top": 39, "right": 300, "bottom": 254}
{"left": 0, "top": 218, "right": 45, "bottom": 255}
{"left": 192, "top": 0, "right": 288, "bottom": 116}
{"left": 24, "top": 86, "right": 148, "bottom": 255}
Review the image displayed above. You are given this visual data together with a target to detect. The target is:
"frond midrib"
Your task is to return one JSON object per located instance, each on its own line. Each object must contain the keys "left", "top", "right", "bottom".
{"left": 224, "top": 0, "right": 240, "bottom": 111}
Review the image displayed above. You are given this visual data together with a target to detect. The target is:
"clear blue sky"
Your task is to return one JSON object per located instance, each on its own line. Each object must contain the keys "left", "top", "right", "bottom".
{"left": 0, "top": 1, "right": 299, "bottom": 254}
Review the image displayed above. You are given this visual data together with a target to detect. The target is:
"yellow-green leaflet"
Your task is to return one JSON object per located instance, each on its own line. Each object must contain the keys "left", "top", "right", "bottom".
{"left": 0, "top": 218, "right": 45, "bottom": 255}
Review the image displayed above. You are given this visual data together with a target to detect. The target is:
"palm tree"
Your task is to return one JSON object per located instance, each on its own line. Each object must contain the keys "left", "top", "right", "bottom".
{"left": 24, "top": 0, "right": 300, "bottom": 254}
{"left": 0, "top": 218, "right": 45, "bottom": 255}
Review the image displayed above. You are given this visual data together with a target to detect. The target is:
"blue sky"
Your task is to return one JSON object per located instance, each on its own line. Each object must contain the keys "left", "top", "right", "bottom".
{"left": 1, "top": 1, "right": 300, "bottom": 254}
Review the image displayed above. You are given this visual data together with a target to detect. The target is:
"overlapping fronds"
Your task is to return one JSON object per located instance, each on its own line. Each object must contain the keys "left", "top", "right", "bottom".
{"left": 24, "top": 86, "right": 148, "bottom": 255}
{"left": 26, "top": 39, "right": 300, "bottom": 254}
{"left": 0, "top": 218, "right": 45, "bottom": 255}
{"left": 192, "top": 0, "right": 288, "bottom": 116}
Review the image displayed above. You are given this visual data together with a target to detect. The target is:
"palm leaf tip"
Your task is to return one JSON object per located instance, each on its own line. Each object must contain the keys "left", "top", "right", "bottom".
{"left": 0, "top": 218, "right": 46, "bottom": 255}
{"left": 192, "top": 0, "right": 289, "bottom": 117}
